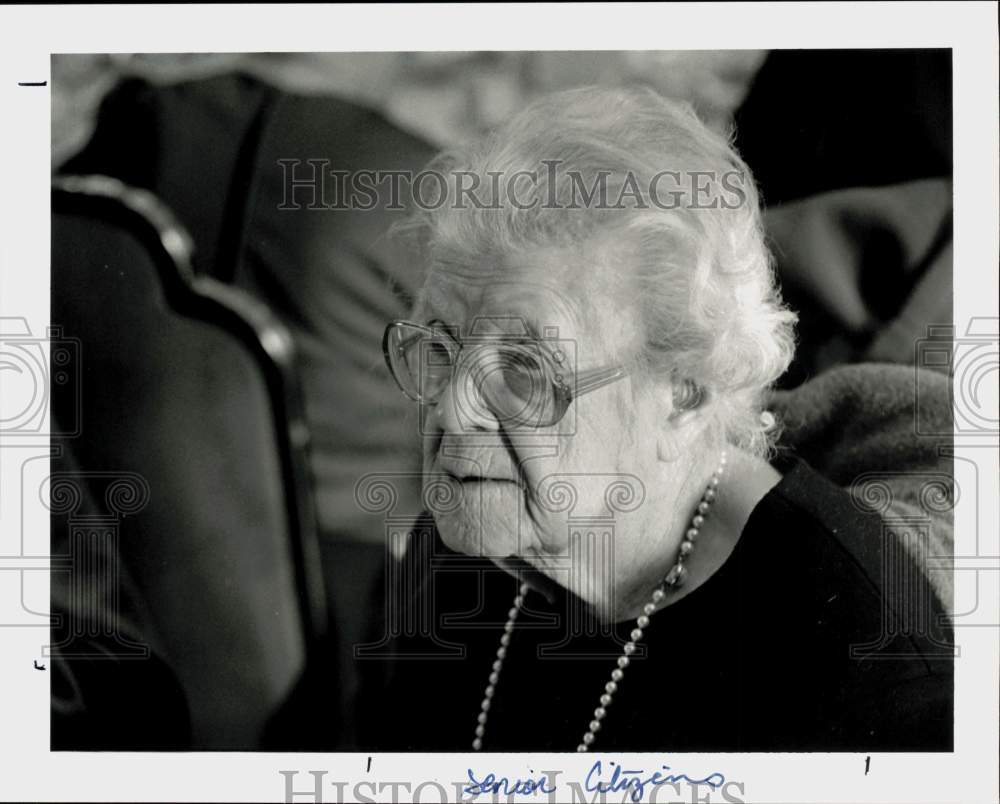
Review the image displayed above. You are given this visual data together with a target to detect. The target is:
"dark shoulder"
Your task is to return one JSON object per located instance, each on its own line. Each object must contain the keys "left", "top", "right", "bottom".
{"left": 729, "top": 457, "right": 953, "bottom": 749}
{"left": 740, "top": 456, "right": 953, "bottom": 669}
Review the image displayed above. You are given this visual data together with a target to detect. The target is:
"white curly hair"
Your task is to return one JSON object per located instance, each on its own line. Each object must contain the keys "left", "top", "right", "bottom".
{"left": 400, "top": 85, "right": 797, "bottom": 456}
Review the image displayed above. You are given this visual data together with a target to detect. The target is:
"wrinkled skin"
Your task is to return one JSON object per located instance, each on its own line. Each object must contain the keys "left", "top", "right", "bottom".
{"left": 415, "top": 240, "right": 722, "bottom": 620}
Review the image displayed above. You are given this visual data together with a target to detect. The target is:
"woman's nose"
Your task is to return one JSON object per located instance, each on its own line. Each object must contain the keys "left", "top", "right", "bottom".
{"left": 433, "top": 350, "right": 502, "bottom": 433}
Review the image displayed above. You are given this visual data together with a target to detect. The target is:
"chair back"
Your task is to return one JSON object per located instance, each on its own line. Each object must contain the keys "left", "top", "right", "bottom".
{"left": 51, "top": 174, "right": 330, "bottom": 748}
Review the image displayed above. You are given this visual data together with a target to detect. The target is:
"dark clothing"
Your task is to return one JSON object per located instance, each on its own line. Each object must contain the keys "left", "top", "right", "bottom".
{"left": 375, "top": 457, "right": 953, "bottom": 752}
{"left": 734, "top": 49, "right": 951, "bottom": 205}
{"left": 733, "top": 49, "right": 953, "bottom": 386}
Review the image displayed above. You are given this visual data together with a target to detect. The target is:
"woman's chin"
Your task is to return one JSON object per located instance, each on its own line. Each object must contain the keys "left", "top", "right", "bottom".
{"left": 435, "top": 506, "right": 521, "bottom": 559}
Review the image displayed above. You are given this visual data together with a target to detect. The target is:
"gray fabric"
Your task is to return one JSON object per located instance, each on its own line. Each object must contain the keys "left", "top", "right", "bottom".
{"left": 770, "top": 363, "right": 954, "bottom": 610}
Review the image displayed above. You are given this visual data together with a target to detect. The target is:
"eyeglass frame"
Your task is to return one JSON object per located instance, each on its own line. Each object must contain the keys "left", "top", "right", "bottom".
{"left": 382, "top": 319, "right": 629, "bottom": 428}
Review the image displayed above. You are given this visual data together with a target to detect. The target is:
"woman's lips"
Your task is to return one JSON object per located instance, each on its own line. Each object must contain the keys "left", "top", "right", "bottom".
{"left": 440, "top": 466, "right": 520, "bottom": 485}
{"left": 436, "top": 451, "right": 520, "bottom": 484}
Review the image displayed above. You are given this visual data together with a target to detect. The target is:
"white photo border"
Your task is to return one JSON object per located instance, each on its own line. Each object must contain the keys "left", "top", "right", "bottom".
{"left": 0, "top": 3, "right": 997, "bottom": 802}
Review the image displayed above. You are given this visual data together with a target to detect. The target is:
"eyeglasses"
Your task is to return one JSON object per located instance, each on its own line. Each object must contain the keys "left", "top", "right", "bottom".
{"left": 382, "top": 320, "right": 628, "bottom": 428}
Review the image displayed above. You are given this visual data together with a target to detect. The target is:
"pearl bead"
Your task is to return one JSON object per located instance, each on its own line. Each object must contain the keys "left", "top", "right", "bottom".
{"left": 481, "top": 698, "right": 491, "bottom": 711}
{"left": 703, "top": 488, "right": 716, "bottom": 502}
{"left": 589, "top": 720, "right": 602, "bottom": 732}
{"left": 617, "top": 655, "right": 630, "bottom": 669}
{"left": 637, "top": 615, "right": 650, "bottom": 628}
{"left": 577, "top": 744, "right": 588, "bottom": 752}
{"left": 692, "top": 514, "right": 704, "bottom": 528}
{"left": 686, "top": 527, "right": 699, "bottom": 540}
{"left": 496, "top": 646, "right": 507, "bottom": 659}
{"left": 698, "top": 501, "right": 710, "bottom": 514}
{"left": 611, "top": 669, "right": 624, "bottom": 681}
{"left": 473, "top": 738, "right": 483, "bottom": 751}
{"left": 508, "top": 608, "right": 518, "bottom": 620}
{"left": 520, "top": 583, "right": 531, "bottom": 596}
{"left": 623, "top": 642, "right": 636, "bottom": 655}
{"left": 484, "top": 686, "right": 495, "bottom": 698}
{"left": 643, "top": 602, "right": 656, "bottom": 616}
{"left": 478, "top": 712, "right": 488, "bottom": 724}
{"left": 651, "top": 588, "right": 665, "bottom": 603}
{"left": 600, "top": 694, "right": 612, "bottom": 706}
{"left": 583, "top": 732, "right": 595, "bottom": 745}
{"left": 594, "top": 706, "right": 607, "bottom": 719}
{"left": 630, "top": 628, "right": 643, "bottom": 642}
{"left": 710, "top": 476, "right": 720, "bottom": 487}
{"left": 679, "top": 540, "right": 694, "bottom": 555}
{"left": 475, "top": 724, "right": 485, "bottom": 737}
{"left": 499, "top": 633, "right": 510, "bottom": 646}
{"left": 488, "top": 672, "right": 499, "bottom": 685}
{"left": 513, "top": 595, "right": 524, "bottom": 607}
{"left": 492, "top": 660, "right": 502, "bottom": 672}
{"left": 605, "top": 681, "right": 618, "bottom": 694}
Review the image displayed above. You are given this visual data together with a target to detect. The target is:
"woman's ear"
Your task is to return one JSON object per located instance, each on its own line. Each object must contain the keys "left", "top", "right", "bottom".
{"left": 670, "top": 379, "right": 707, "bottom": 420}
{"left": 655, "top": 378, "right": 709, "bottom": 461}
{"left": 673, "top": 380, "right": 708, "bottom": 415}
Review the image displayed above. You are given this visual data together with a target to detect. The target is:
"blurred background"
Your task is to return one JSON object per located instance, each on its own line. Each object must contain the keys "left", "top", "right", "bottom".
{"left": 52, "top": 51, "right": 773, "bottom": 163}
{"left": 48, "top": 49, "right": 954, "bottom": 751}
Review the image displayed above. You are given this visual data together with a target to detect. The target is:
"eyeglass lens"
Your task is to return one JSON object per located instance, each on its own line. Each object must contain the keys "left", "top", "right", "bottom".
{"left": 389, "top": 324, "right": 564, "bottom": 427}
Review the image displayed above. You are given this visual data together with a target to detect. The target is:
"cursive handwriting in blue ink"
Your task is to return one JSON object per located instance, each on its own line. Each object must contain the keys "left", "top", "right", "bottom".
{"left": 464, "top": 768, "right": 556, "bottom": 797}
{"left": 585, "top": 760, "right": 726, "bottom": 803}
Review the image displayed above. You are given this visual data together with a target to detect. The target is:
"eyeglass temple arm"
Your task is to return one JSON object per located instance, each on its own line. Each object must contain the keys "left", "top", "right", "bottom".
{"left": 570, "top": 365, "right": 628, "bottom": 399}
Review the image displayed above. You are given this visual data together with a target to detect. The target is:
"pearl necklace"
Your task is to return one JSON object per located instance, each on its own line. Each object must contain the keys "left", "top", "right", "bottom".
{"left": 471, "top": 451, "right": 727, "bottom": 752}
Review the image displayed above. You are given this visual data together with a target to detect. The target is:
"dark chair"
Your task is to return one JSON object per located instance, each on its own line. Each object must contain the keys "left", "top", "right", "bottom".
{"left": 63, "top": 76, "right": 436, "bottom": 746}
{"left": 51, "top": 174, "right": 333, "bottom": 749}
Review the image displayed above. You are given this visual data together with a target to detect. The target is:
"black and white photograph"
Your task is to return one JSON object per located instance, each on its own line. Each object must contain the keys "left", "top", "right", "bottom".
{"left": 0, "top": 4, "right": 997, "bottom": 803}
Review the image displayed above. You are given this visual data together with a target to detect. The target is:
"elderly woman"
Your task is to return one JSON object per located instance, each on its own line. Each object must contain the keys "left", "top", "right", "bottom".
{"left": 374, "top": 86, "right": 951, "bottom": 752}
